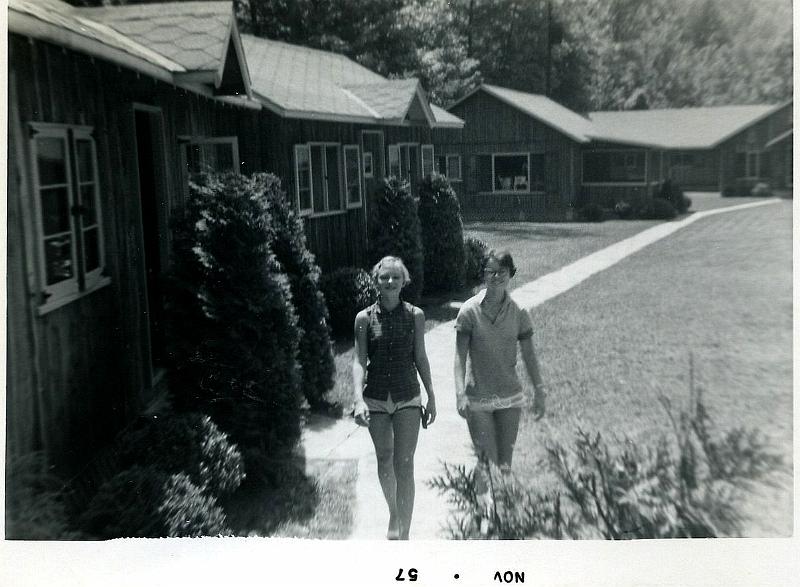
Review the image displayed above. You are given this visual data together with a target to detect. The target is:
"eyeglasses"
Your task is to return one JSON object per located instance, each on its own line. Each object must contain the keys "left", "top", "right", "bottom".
{"left": 484, "top": 268, "right": 509, "bottom": 279}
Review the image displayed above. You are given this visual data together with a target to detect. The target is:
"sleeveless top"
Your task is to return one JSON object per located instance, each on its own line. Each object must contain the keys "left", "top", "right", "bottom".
{"left": 363, "top": 301, "right": 420, "bottom": 401}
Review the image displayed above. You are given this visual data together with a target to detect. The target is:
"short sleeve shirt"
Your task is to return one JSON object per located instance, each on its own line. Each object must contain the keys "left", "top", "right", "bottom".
{"left": 455, "top": 290, "right": 533, "bottom": 400}
{"left": 363, "top": 301, "right": 421, "bottom": 402}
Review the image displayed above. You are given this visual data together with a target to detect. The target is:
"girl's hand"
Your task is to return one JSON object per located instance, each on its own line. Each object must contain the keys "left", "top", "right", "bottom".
{"left": 532, "top": 389, "right": 546, "bottom": 420}
{"left": 353, "top": 399, "right": 370, "bottom": 427}
{"left": 456, "top": 394, "right": 469, "bottom": 419}
{"left": 424, "top": 396, "right": 437, "bottom": 427}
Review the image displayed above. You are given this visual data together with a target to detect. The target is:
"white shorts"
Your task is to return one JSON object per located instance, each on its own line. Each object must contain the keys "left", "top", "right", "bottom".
{"left": 467, "top": 391, "right": 527, "bottom": 412}
{"left": 365, "top": 394, "right": 422, "bottom": 415}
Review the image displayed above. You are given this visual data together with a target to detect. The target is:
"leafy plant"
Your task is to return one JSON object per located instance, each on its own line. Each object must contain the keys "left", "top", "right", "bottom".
{"left": 165, "top": 172, "right": 303, "bottom": 471}
{"left": 319, "top": 267, "right": 379, "bottom": 337}
{"left": 614, "top": 200, "right": 635, "bottom": 219}
{"left": 578, "top": 203, "right": 605, "bottom": 222}
{"left": 368, "top": 177, "right": 425, "bottom": 303}
{"left": 117, "top": 413, "right": 245, "bottom": 497}
{"left": 5, "top": 452, "right": 83, "bottom": 539}
{"left": 750, "top": 182, "right": 772, "bottom": 197}
{"left": 79, "top": 466, "right": 230, "bottom": 539}
{"left": 659, "top": 179, "right": 689, "bottom": 213}
{"left": 431, "top": 365, "right": 785, "bottom": 539}
{"left": 418, "top": 173, "right": 466, "bottom": 293}
{"left": 463, "top": 236, "right": 488, "bottom": 286}
{"left": 259, "top": 173, "right": 335, "bottom": 409}
{"left": 637, "top": 197, "right": 677, "bottom": 220}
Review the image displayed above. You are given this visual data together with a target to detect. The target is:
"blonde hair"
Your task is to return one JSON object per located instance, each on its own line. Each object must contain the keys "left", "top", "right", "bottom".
{"left": 371, "top": 256, "right": 411, "bottom": 285}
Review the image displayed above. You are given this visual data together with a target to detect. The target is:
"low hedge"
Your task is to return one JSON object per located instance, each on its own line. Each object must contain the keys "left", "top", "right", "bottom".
{"left": 464, "top": 237, "right": 488, "bottom": 286}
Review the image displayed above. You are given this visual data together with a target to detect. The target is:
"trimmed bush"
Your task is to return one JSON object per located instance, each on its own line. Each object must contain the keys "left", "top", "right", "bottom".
{"left": 259, "top": 173, "right": 335, "bottom": 409}
{"left": 5, "top": 452, "right": 83, "bottom": 539}
{"left": 368, "top": 178, "right": 424, "bottom": 303}
{"left": 637, "top": 197, "right": 677, "bottom": 220}
{"left": 117, "top": 413, "right": 245, "bottom": 497}
{"left": 319, "top": 267, "right": 378, "bottom": 338}
{"left": 722, "top": 186, "right": 736, "bottom": 198}
{"left": 751, "top": 182, "right": 772, "bottom": 197}
{"left": 165, "top": 172, "right": 303, "bottom": 470}
{"left": 464, "top": 237, "right": 488, "bottom": 286}
{"left": 418, "top": 174, "right": 466, "bottom": 293}
{"left": 614, "top": 200, "right": 635, "bottom": 219}
{"left": 578, "top": 203, "right": 604, "bottom": 222}
{"left": 79, "top": 466, "right": 229, "bottom": 538}
{"left": 659, "top": 179, "right": 689, "bottom": 213}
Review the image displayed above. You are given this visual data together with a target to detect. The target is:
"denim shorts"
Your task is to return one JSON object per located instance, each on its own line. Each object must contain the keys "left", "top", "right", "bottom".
{"left": 365, "top": 394, "right": 422, "bottom": 415}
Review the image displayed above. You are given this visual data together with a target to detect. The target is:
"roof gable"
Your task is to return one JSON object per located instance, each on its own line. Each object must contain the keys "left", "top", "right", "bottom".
{"left": 450, "top": 84, "right": 594, "bottom": 143}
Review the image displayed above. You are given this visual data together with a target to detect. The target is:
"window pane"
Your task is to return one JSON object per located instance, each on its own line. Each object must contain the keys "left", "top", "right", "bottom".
{"left": 83, "top": 227, "right": 100, "bottom": 272}
{"left": 389, "top": 147, "right": 400, "bottom": 178}
{"left": 326, "top": 145, "right": 342, "bottom": 210}
{"left": 363, "top": 153, "right": 374, "bottom": 177}
{"left": 494, "top": 155, "right": 528, "bottom": 191}
{"left": 214, "top": 143, "right": 235, "bottom": 172}
{"left": 37, "top": 137, "right": 67, "bottom": 185}
{"left": 422, "top": 147, "right": 434, "bottom": 176}
{"left": 44, "top": 235, "right": 74, "bottom": 285}
{"left": 80, "top": 184, "right": 98, "bottom": 225}
{"left": 41, "top": 187, "right": 71, "bottom": 235}
{"left": 311, "top": 146, "right": 326, "bottom": 212}
{"left": 76, "top": 139, "right": 94, "bottom": 182}
{"left": 447, "top": 155, "right": 461, "bottom": 180}
{"left": 531, "top": 154, "right": 545, "bottom": 189}
{"left": 345, "top": 148, "right": 360, "bottom": 204}
{"left": 296, "top": 147, "right": 312, "bottom": 210}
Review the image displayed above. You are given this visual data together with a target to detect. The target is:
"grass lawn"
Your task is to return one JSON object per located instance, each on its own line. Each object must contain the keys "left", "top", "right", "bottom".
{"left": 223, "top": 458, "right": 357, "bottom": 538}
{"left": 510, "top": 200, "right": 793, "bottom": 536}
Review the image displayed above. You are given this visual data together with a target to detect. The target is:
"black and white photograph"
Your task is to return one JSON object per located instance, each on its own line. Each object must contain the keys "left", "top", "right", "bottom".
{"left": 3, "top": 0, "right": 797, "bottom": 584}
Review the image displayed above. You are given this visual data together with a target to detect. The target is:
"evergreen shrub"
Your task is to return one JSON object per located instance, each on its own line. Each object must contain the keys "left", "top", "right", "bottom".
{"left": 368, "top": 178, "right": 424, "bottom": 303}
{"left": 751, "top": 182, "right": 772, "bottom": 197}
{"left": 463, "top": 237, "right": 488, "bottom": 286}
{"left": 614, "top": 200, "right": 635, "bottom": 219}
{"left": 79, "top": 466, "right": 229, "bottom": 538}
{"left": 319, "top": 267, "right": 378, "bottom": 338}
{"left": 659, "top": 179, "right": 689, "bottom": 213}
{"left": 418, "top": 174, "right": 466, "bottom": 293}
{"left": 166, "top": 172, "right": 303, "bottom": 471}
{"left": 638, "top": 197, "right": 677, "bottom": 219}
{"left": 578, "top": 203, "right": 604, "bottom": 222}
{"left": 259, "top": 173, "right": 335, "bottom": 409}
{"left": 117, "top": 413, "right": 245, "bottom": 497}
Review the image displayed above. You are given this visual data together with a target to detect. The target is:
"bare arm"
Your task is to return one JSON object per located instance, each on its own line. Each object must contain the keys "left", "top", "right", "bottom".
{"left": 352, "top": 311, "right": 370, "bottom": 426}
{"left": 520, "top": 337, "right": 546, "bottom": 418}
{"left": 454, "top": 330, "right": 470, "bottom": 417}
{"left": 413, "top": 307, "right": 436, "bottom": 425}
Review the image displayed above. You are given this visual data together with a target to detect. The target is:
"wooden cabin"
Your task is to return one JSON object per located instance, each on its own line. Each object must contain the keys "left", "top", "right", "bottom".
{"left": 241, "top": 36, "right": 464, "bottom": 271}
{"left": 7, "top": 0, "right": 264, "bottom": 474}
{"left": 589, "top": 103, "right": 792, "bottom": 196}
{"left": 6, "top": 0, "right": 464, "bottom": 474}
{"left": 438, "top": 85, "right": 591, "bottom": 221}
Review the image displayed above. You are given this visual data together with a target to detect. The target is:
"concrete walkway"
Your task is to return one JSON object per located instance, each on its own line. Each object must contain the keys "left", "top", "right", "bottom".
{"left": 301, "top": 198, "right": 782, "bottom": 540}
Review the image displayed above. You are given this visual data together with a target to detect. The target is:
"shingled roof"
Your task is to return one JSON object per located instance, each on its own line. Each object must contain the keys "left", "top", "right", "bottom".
{"left": 587, "top": 105, "right": 784, "bottom": 149}
{"left": 9, "top": 0, "right": 254, "bottom": 103}
{"left": 242, "top": 35, "right": 463, "bottom": 128}
{"left": 449, "top": 84, "right": 595, "bottom": 143}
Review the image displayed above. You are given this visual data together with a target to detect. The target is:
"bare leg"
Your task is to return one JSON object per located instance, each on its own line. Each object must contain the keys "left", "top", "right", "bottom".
{"left": 367, "top": 412, "right": 399, "bottom": 538}
{"left": 466, "top": 410, "right": 499, "bottom": 494}
{"left": 493, "top": 408, "right": 522, "bottom": 472}
{"left": 392, "top": 407, "right": 421, "bottom": 540}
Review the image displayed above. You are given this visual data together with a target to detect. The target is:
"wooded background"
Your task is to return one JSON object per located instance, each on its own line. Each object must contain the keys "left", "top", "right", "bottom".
{"left": 75, "top": 0, "right": 793, "bottom": 111}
